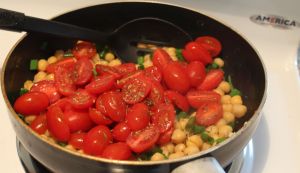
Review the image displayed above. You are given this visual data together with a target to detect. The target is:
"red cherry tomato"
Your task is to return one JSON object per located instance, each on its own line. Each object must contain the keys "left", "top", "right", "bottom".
{"left": 14, "top": 91, "right": 49, "bottom": 115}
{"left": 30, "top": 114, "right": 47, "bottom": 134}
{"left": 196, "top": 102, "right": 223, "bottom": 127}
{"left": 73, "top": 58, "right": 93, "bottom": 85}
{"left": 151, "top": 103, "right": 175, "bottom": 133}
{"left": 54, "top": 66, "right": 76, "bottom": 96}
{"left": 72, "top": 41, "right": 97, "bottom": 59}
{"left": 69, "top": 132, "right": 86, "bottom": 150}
{"left": 195, "top": 36, "right": 222, "bottom": 57}
{"left": 157, "top": 127, "right": 174, "bottom": 145}
{"left": 126, "top": 125, "right": 159, "bottom": 153}
{"left": 95, "top": 64, "right": 122, "bottom": 80}
{"left": 85, "top": 74, "right": 115, "bottom": 95}
{"left": 186, "top": 90, "right": 221, "bottom": 109}
{"left": 144, "top": 66, "right": 162, "bottom": 82}
{"left": 30, "top": 80, "right": 61, "bottom": 104}
{"left": 147, "top": 80, "right": 165, "bottom": 106}
{"left": 122, "top": 77, "right": 151, "bottom": 104}
{"left": 63, "top": 109, "right": 94, "bottom": 133}
{"left": 182, "top": 41, "right": 212, "bottom": 65}
{"left": 186, "top": 61, "right": 206, "bottom": 87}
{"left": 96, "top": 91, "right": 126, "bottom": 122}
{"left": 116, "top": 63, "right": 137, "bottom": 76}
{"left": 116, "top": 70, "right": 144, "bottom": 88}
{"left": 48, "top": 97, "right": 70, "bottom": 112}
{"left": 69, "top": 89, "right": 95, "bottom": 110}
{"left": 102, "top": 142, "right": 132, "bottom": 160}
{"left": 46, "top": 58, "right": 76, "bottom": 74}
{"left": 152, "top": 48, "right": 172, "bottom": 70}
{"left": 197, "top": 69, "right": 224, "bottom": 91}
{"left": 88, "top": 108, "right": 113, "bottom": 125}
{"left": 112, "top": 122, "right": 132, "bottom": 142}
{"left": 126, "top": 103, "right": 150, "bottom": 131}
{"left": 164, "top": 90, "right": 190, "bottom": 112}
{"left": 162, "top": 61, "right": 191, "bottom": 94}
{"left": 83, "top": 125, "right": 112, "bottom": 156}
{"left": 46, "top": 106, "right": 70, "bottom": 142}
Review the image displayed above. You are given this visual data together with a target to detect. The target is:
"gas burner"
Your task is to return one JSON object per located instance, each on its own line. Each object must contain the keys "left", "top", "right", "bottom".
{"left": 16, "top": 139, "right": 254, "bottom": 173}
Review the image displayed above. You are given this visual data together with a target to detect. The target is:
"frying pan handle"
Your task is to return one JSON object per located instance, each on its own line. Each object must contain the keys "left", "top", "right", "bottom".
{"left": 0, "top": 8, "right": 25, "bottom": 31}
{"left": 172, "top": 157, "right": 225, "bottom": 173}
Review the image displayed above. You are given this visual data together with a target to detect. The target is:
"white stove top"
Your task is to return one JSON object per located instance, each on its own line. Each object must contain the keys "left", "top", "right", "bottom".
{"left": 1, "top": 0, "right": 300, "bottom": 172}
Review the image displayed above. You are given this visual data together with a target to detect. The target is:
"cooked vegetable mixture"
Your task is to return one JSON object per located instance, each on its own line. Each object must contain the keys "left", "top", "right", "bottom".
{"left": 14, "top": 36, "right": 247, "bottom": 161}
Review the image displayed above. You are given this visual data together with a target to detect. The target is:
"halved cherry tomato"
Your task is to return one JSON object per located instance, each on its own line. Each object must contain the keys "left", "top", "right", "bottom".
{"left": 46, "top": 106, "right": 70, "bottom": 142}
{"left": 95, "top": 64, "right": 122, "bottom": 80}
{"left": 85, "top": 74, "right": 115, "bottom": 95}
{"left": 186, "top": 61, "right": 206, "bottom": 87}
{"left": 88, "top": 108, "right": 113, "bottom": 125}
{"left": 46, "top": 58, "right": 76, "bottom": 74}
{"left": 69, "top": 89, "right": 95, "bottom": 110}
{"left": 116, "top": 70, "right": 144, "bottom": 88}
{"left": 73, "top": 58, "right": 93, "bottom": 85}
{"left": 102, "top": 142, "right": 132, "bottom": 160}
{"left": 72, "top": 41, "right": 97, "bottom": 59}
{"left": 164, "top": 90, "right": 190, "bottom": 112}
{"left": 63, "top": 109, "right": 94, "bottom": 132}
{"left": 197, "top": 69, "right": 224, "bottom": 91}
{"left": 14, "top": 91, "right": 49, "bottom": 115}
{"left": 157, "top": 127, "right": 174, "bottom": 145}
{"left": 195, "top": 36, "right": 222, "bottom": 57}
{"left": 162, "top": 61, "right": 191, "bottom": 94}
{"left": 186, "top": 90, "right": 221, "bottom": 109}
{"left": 54, "top": 66, "right": 76, "bottom": 96}
{"left": 96, "top": 91, "right": 126, "bottom": 122}
{"left": 112, "top": 122, "right": 132, "bottom": 142}
{"left": 126, "top": 125, "right": 159, "bottom": 153}
{"left": 30, "top": 80, "right": 61, "bottom": 103}
{"left": 152, "top": 48, "right": 172, "bottom": 70}
{"left": 196, "top": 102, "right": 223, "bottom": 127}
{"left": 151, "top": 103, "right": 175, "bottom": 133}
{"left": 48, "top": 97, "right": 70, "bottom": 111}
{"left": 147, "top": 80, "right": 165, "bottom": 106}
{"left": 122, "top": 77, "right": 151, "bottom": 104}
{"left": 30, "top": 114, "right": 47, "bottom": 134}
{"left": 144, "top": 66, "right": 162, "bottom": 82}
{"left": 68, "top": 132, "right": 86, "bottom": 150}
{"left": 126, "top": 103, "right": 150, "bottom": 131}
{"left": 83, "top": 125, "right": 112, "bottom": 156}
{"left": 116, "top": 63, "right": 137, "bottom": 76}
{"left": 182, "top": 41, "right": 212, "bottom": 65}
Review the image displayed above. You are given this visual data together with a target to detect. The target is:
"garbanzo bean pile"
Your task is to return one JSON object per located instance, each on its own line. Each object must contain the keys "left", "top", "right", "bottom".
{"left": 14, "top": 36, "right": 247, "bottom": 161}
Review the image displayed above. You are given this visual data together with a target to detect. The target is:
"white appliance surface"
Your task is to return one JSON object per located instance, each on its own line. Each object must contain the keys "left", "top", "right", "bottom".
{"left": 0, "top": 0, "right": 300, "bottom": 172}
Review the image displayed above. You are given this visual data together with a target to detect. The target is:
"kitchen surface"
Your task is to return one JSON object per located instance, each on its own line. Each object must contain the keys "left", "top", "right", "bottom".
{"left": 1, "top": 0, "right": 300, "bottom": 172}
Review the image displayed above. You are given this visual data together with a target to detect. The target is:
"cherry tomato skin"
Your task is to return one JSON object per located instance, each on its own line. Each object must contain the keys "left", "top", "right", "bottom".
{"left": 126, "top": 103, "right": 150, "bottom": 131}
{"left": 126, "top": 125, "right": 160, "bottom": 153}
{"left": 14, "top": 91, "right": 49, "bottom": 116}
{"left": 157, "top": 127, "right": 174, "bottom": 145}
{"left": 195, "top": 36, "right": 222, "bottom": 57}
{"left": 147, "top": 80, "right": 165, "bottom": 106}
{"left": 69, "top": 89, "right": 95, "bottom": 110}
{"left": 96, "top": 91, "right": 126, "bottom": 122}
{"left": 116, "top": 70, "right": 144, "bottom": 88}
{"left": 85, "top": 74, "right": 115, "bottom": 95}
{"left": 122, "top": 77, "right": 151, "bottom": 104}
{"left": 46, "top": 58, "right": 76, "bottom": 74}
{"left": 196, "top": 102, "right": 223, "bottom": 127}
{"left": 48, "top": 97, "right": 70, "bottom": 112}
{"left": 72, "top": 41, "right": 97, "bottom": 59}
{"left": 55, "top": 66, "right": 76, "bottom": 96}
{"left": 30, "top": 114, "right": 47, "bottom": 134}
{"left": 83, "top": 125, "right": 112, "bottom": 156}
{"left": 112, "top": 122, "right": 132, "bottom": 142}
{"left": 144, "top": 66, "right": 162, "bottom": 82}
{"left": 197, "top": 69, "right": 224, "bottom": 91}
{"left": 162, "top": 61, "right": 191, "bottom": 94}
{"left": 73, "top": 58, "right": 93, "bottom": 85}
{"left": 183, "top": 41, "right": 212, "bottom": 65}
{"left": 69, "top": 132, "right": 86, "bottom": 150}
{"left": 30, "top": 80, "right": 61, "bottom": 104}
{"left": 46, "top": 106, "right": 70, "bottom": 142}
{"left": 116, "top": 63, "right": 137, "bottom": 76}
{"left": 151, "top": 103, "right": 175, "bottom": 133}
{"left": 95, "top": 65, "right": 122, "bottom": 80}
{"left": 89, "top": 108, "right": 113, "bottom": 125}
{"left": 152, "top": 48, "right": 172, "bottom": 70}
{"left": 102, "top": 142, "right": 132, "bottom": 160}
{"left": 186, "top": 61, "right": 206, "bottom": 87}
{"left": 164, "top": 90, "right": 190, "bottom": 112}
{"left": 63, "top": 109, "right": 94, "bottom": 133}
{"left": 186, "top": 90, "right": 221, "bottom": 109}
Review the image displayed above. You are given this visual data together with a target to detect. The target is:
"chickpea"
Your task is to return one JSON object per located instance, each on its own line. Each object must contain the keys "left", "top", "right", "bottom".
{"left": 54, "top": 50, "right": 64, "bottom": 59}
{"left": 151, "top": 153, "right": 166, "bottom": 161}
{"left": 78, "top": 150, "right": 84, "bottom": 154}
{"left": 137, "top": 43, "right": 147, "bottom": 49}
{"left": 34, "top": 71, "right": 47, "bottom": 82}
{"left": 92, "top": 53, "right": 101, "bottom": 64}
{"left": 174, "top": 143, "right": 186, "bottom": 153}
{"left": 98, "top": 59, "right": 109, "bottom": 65}
{"left": 183, "top": 145, "right": 200, "bottom": 156}
{"left": 214, "top": 58, "right": 224, "bottom": 68}
{"left": 218, "top": 125, "right": 233, "bottom": 138}
{"left": 44, "top": 130, "right": 50, "bottom": 137}
{"left": 213, "top": 88, "right": 224, "bottom": 96}
{"left": 148, "top": 44, "right": 157, "bottom": 50}
{"left": 37, "top": 59, "right": 48, "bottom": 71}
{"left": 206, "top": 125, "right": 218, "bottom": 136}
{"left": 24, "top": 80, "right": 33, "bottom": 90}
{"left": 45, "top": 73, "right": 55, "bottom": 81}
{"left": 216, "top": 118, "right": 227, "bottom": 126}
{"left": 165, "top": 143, "right": 175, "bottom": 154}
{"left": 143, "top": 60, "right": 153, "bottom": 68}
{"left": 223, "top": 112, "right": 235, "bottom": 123}
{"left": 65, "top": 144, "right": 76, "bottom": 151}
{"left": 221, "top": 95, "right": 231, "bottom": 104}
{"left": 201, "top": 143, "right": 212, "bottom": 151}
{"left": 161, "top": 146, "right": 169, "bottom": 156}
{"left": 188, "top": 135, "right": 203, "bottom": 148}
{"left": 167, "top": 47, "right": 176, "bottom": 56}
{"left": 25, "top": 115, "right": 36, "bottom": 124}
{"left": 222, "top": 104, "right": 233, "bottom": 112}
{"left": 144, "top": 54, "right": 152, "bottom": 62}
{"left": 178, "top": 118, "right": 189, "bottom": 130}
{"left": 108, "top": 59, "right": 121, "bottom": 66}
{"left": 218, "top": 81, "right": 231, "bottom": 93}
{"left": 210, "top": 133, "right": 220, "bottom": 140}
{"left": 231, "top": 95, "right": 243, "bottom": 105}
{"left": 232, "top": 104, "right": 247, "bottom": 118}
{"left": 170, "top": 55, "right": 178, "bottom": 61}
{"left": 47, "top": 56, "right": 58, "bottom": 64}
{"left": 172, "top": 129, "right": 187, "bottom": 144}
{"left": 169, "top": 152, "right": 184, "bottom": 159}
{"left": 186, "top": 140, "right": 198, "bottom": 148}
{"left": 104, "top": 52, "right": 115, "bottom": 62}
